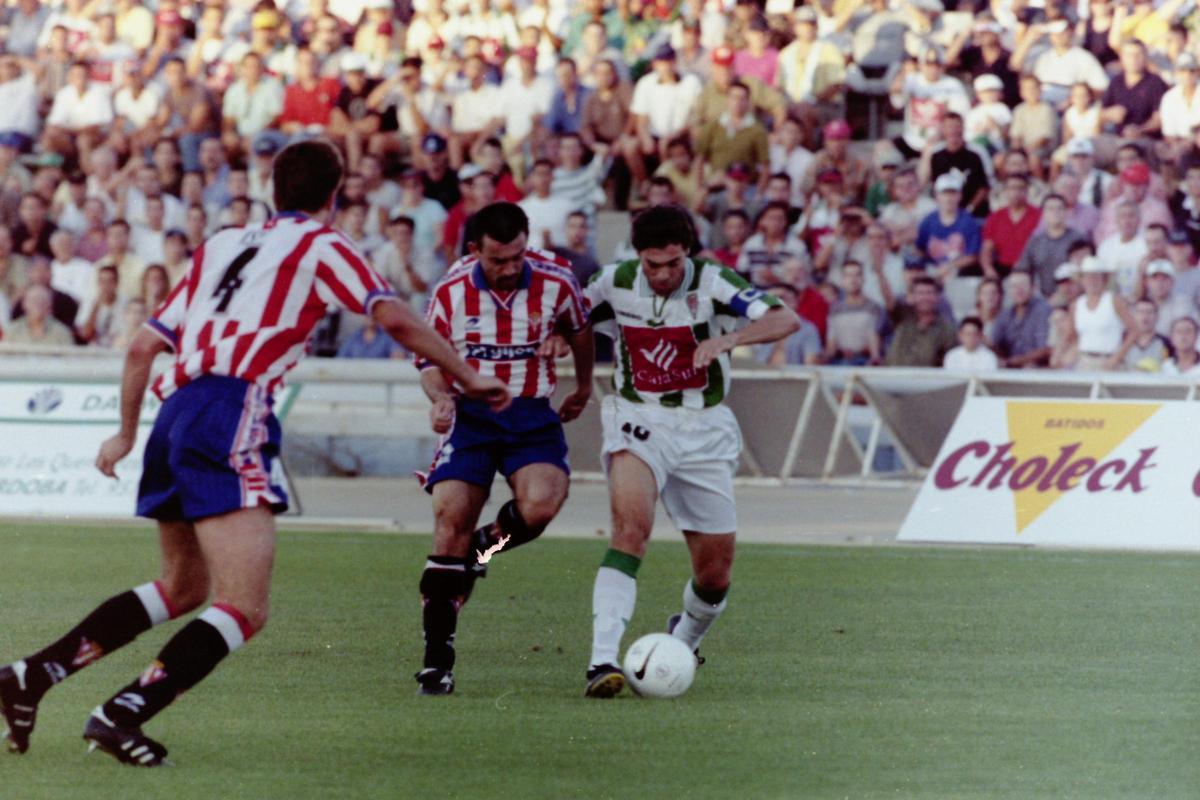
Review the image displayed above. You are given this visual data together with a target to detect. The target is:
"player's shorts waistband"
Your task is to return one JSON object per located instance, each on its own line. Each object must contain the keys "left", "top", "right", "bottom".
{"left": 172, "top": 375, "right": 273, "bottom": 407}
{"left": 457, "top": 396, "right": 557, "bottom": 431}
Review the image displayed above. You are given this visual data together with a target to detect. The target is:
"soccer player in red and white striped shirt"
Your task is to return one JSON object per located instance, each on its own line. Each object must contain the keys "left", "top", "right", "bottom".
{"left": 413, "top": 202, "right": 594, "bottom": 695}
{"left": 0, "top": 140, "right": 509, "bottom": 765}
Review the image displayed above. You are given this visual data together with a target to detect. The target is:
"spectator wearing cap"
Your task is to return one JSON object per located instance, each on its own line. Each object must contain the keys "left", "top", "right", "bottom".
{"left": 328, "top": 53, "right": 382, "bottom": 172}
{"left": 1158, "top": 53, "right": 1200, "bottom": 160}
{"left": 419, "top": 134, "right": 461, "bottom": 210}
{"left": 923, "top": 113, "right": 992, "bottom": 218}
{"left": 889, "top": 46, "right": 970, "bottom": 160}
{"left": 140, "top": 7, "right": 192, "bottom": 82}
{"left": 1094, "top": 160, "right": 1172, "bottom": 244}
{"left": 623, "top": 45, "right": 701, "bottom": 197}
{"left": 701, "top": 162, "right": 756, "bottom": 250}
{"left": 801, "top": 120, "right": 868, "bottom": 202}
{"left": 449, "top": 55, "right": 503, "bottom": 169}
{"left": 694, "top": 80, "right": 768, "bottom": 184}
{"left": 777, "top": 8, "right": 845, "bottom": 116}
{"left": 366, "top": 57, "right": 450, "bottom": 160}
{"left": 497, "top": 45, "right": 554, "bottom": 184}
{"left": 277, "top": 48, "right": 341, "bottom": 138}
{"left": 354, "top": 0, "right": 402, "bottom": 56}
{"left": 1143, "top": 257, "right": 1195, "bottom": 336}
{"left": 222, "top": 7, "right": 297, "bottom": 78}
{"left": 41, "top": 60, "right": 112, "bottom": 164}
{"left": 992, "top": 271, "right": 1053, "bottom": 368}
{"left": 945, "top": 21, "right": 1019, "bottom": 109}
{"left": 0, "top": 55, "right": 42, "bottom": 151}
{"left": 965, "top": 74, "right": 1011, "bottom": 156}
{"left": 691, "top": 45, "right": 785, "bottom": 133}
{"left": 917, "top": 172, "right": 982, "bottom": 311}
{"left": 1016, "top": 19, "right": 1110, "bottom": 111}
{"left": 1165, "top": 226, "right": 1200, "bottom": 298}
{"left": 1162, "top": 316, "right": 1200, "bottom": 375}
{"left": 1063, "top": 137, "right": 1112, "bottom": 210}
{"left": 733, "top": 17, "right": 779, "bottom": 88}
{"left": 1100, "top": 41, "right": 1168, "bottom": 142}
{"left": 982, "top": 173, "right": 1042, "bottom": 281}
{"left": 221, "top": 53, "right": 285, "bottom": 155}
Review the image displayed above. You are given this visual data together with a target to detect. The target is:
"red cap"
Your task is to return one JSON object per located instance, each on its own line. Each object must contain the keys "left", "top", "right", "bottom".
{"left": 817, "top": 168, "right": 844, "bottom": 185}
{"left": 824, "top": 119, "right": 852, "bottom": 140}
{"left": 711, "top": 45, "right": 735, "bottom": 67}
{"left": 377, "top": 20, "right": 394, "bottom": 35}
{"left": 1121, "top": 162, "right": 1151, "bottom": 185}
{"left": 516, "top": 45, "right": 538, "bottom": 61}
{"left": 428, "top": 35, "right": 445, "bottom": 49}
{"left": 156, "top": 10, "right": 182, "bottom": 26}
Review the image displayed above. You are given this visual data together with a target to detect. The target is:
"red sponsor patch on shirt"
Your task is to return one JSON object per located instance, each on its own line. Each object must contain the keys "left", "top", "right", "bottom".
{"left": 623, "top": 325, "right": 706, "bottom": 392}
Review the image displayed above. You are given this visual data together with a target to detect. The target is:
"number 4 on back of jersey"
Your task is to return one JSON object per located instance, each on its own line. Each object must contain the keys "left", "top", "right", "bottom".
{"left": 213, "top": 247, "right": 260, "bottom": 313}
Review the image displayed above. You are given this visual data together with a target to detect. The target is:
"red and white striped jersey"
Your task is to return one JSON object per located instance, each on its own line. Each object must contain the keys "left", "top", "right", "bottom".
{"left": 419, "top": 248, "right": 589, "bottom": 399}
{"left": 146, "top": 214, "right": 395, "bottom": 400}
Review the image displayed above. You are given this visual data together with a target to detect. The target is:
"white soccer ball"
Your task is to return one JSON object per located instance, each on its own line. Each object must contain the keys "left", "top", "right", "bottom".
{"left": 623, "top": 633, "right": 696, "bottom": 698}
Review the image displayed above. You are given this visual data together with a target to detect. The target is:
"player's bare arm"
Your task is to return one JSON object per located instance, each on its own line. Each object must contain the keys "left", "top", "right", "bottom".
{"left": 692, "top": 306, "right": 802, "bottom": 369}
{"left": 419, "top": 368, "right": 457, "bottom": 434}
{"left": 96, "top": 327, "right": 171, "bottom": 478}
{"left": 558, "top": 325, "right": 595, "bottom": 422}
{"left": 373, "top": 298, "right": 511, "bottom": 412}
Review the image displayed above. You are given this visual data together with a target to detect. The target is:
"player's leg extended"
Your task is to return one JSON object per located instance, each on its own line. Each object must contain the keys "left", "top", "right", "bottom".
{"left": 417, "top": 480, "right": 489, "bottom": 694}
{"left": 670, "top": 532, "right": 735, "bottom": 655}
{"left": 586, "top": 451, "right": 657, "bottom": 697}
{"left": 1, "top": 522, "right": 208, "bottom": 755}
{"left": 86, "top": 507, "right": 274, "bottom": 766}
{"left": 475, "top": 462, "right": 569, "bottom": 559}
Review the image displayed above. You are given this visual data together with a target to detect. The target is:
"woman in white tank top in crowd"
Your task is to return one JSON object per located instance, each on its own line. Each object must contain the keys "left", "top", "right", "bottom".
{"left": 1071, "top": 256, "right": 1134, "bottom": 372}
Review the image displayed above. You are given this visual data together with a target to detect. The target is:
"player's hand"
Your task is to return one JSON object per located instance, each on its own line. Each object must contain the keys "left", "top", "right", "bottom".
{"left": 557, "top": 387, "right": 591, "bottom": 422}
{"left": 96, "top": 432, "right": 135, "bottom": 479}
{"left": 537, "top": 334, "right": 570, "bottom": 359}
{"left": 463, "top": 375, "right": 512, "bottom": 413}
{"left": 693, "top": 334, "right": 734, "bottom": 369}
{"left": 429, "top": 396, "right": 456, "bottom": 434}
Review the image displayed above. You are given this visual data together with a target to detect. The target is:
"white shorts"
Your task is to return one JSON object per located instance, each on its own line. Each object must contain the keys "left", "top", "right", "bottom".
{"left": 600, "top": 395, "right": 741, "bottom": 534}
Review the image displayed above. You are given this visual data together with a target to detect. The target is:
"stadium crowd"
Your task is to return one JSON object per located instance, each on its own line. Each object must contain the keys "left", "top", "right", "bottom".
{"left": 4, "top": 0, "right": 1200, "bottom": 372}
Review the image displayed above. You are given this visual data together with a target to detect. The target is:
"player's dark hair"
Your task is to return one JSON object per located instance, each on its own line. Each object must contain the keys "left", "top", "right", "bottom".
{"left": 273, "top": 139, "right": 344, "bottom": 213}
{"left": 631, "top": 204, "right": 697, "bottom": 254}
{"left": 468, "top": 202, "right": 529, "bottom": 247}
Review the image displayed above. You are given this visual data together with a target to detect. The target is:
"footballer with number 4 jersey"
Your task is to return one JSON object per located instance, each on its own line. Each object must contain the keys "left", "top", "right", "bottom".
{"left": 581, "top": 204, "right": 800, "bottom": 699}
{"left": 412, "top": 202, "right": 594, "bottom": 696}
{"left": 0, "top": 141, "right": 510, "bottom": 766}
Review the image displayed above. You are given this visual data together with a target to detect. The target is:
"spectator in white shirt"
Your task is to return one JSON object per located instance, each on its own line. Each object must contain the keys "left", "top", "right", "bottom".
{"left": 130, "top": 195, "right": 168, "bottom": 265}
{"left": 498, "top": 46, "right": 553, "bottom": 184}
{"left": 221, "top": 52, "right": 285, "bottom": 155}
{"left": 1096, "top": 202, "right": 1148, "bottom": 298}
{"left": 449, "top": 54, "right": 502, "bottom": 169}
{"left": 944, "top": 316, "right": 1001, "bottom": 371}
{"left": 374, "top": 214, "right": 439, "bottom": 310}
{"left": 1160, "top": 53, "right": 1200, "bottom": 161}
{"left": 108, "top": 67, "right": 162, "bottom": 158}
{"left": 623, "top": 45, "right": 701, "bottom": 199}
{"left": 1162, "top": 316, "right": 1200, "bottom": 375}
{"left": 42, "top": 61, "right": 114, "bottom": 164}
{"left": 0, "top": 55, "right": 42, "bottom": 147}
{"left": 48, "top": 229, "right": 93, "bottom": 304}
{"left": 519, "top": 159, "right": 573, "bottom": 249}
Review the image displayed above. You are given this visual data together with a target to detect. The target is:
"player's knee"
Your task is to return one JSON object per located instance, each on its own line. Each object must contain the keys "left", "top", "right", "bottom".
{"left": 515, "top": 495, "right": 559, "bottom": 532}
{"left": 159, "top": 576, "right": 209, "bottom": 615}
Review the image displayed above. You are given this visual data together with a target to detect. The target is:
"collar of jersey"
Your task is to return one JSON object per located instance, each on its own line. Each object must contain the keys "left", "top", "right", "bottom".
{"left": 471, "top": 259, "right": 532, "bottom": 291}
{"left": 272, "top": 211, "right": 311, "bottom": 222}
{"left": 637, "top": 257, "right": 694, "bottom": 300}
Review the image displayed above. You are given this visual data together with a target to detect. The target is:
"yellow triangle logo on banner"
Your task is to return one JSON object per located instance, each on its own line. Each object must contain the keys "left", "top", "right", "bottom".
{"left": 1006, "top": 402, "right": 1161, "bottom": 533}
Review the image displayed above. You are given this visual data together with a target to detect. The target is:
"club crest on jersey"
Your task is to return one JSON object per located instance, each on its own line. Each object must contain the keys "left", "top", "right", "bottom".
{"left": 527, "top": 312, "right": 542, "bottom": 330}
{"left": 686, "top": 293, "right": 699, "bottom": 319}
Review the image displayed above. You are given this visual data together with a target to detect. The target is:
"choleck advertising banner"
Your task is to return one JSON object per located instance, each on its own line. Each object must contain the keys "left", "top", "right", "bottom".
{"left": 899, "top": 397, "right": 1200, "bottom": 550}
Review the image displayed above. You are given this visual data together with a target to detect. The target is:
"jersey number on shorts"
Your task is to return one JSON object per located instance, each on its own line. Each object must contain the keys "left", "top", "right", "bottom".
{"left": 212, "top": 247, "right": 260, "bottom": 313}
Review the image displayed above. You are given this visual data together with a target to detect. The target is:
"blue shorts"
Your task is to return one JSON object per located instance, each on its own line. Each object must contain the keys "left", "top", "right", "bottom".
{"left": 425, "top": 397, "right": 569, "bottom": 493}
{"left": 137, "top": 376, "right": 289, "bottom": 522}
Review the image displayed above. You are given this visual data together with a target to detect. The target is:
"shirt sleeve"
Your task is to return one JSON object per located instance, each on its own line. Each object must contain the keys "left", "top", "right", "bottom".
{"left": 553, "top": 269, "right": 591, "bottom": 334}
{"left": 145, "top": 262, "right": 192, "bottom": 350}
{"left": 711, "top": 265, "right": 783, "bottom": 320}
{"left": 414, "top": 281, "right": 453, "bottom": 371}
{"left": 313, "top": 233, "right": 396, "bottom": 315}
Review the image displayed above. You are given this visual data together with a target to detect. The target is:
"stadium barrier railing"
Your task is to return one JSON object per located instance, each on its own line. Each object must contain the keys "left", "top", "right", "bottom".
{"left": 5, "top": 343, "right": 1200, "bottom": 484}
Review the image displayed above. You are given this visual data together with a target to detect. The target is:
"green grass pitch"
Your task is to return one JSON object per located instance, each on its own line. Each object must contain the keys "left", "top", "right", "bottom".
{"left": 1, "top": 523, "right": 1198, "bottom": 799}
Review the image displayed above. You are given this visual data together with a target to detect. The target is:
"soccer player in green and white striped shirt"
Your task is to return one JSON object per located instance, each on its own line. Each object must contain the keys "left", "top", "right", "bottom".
{"left": 582, "top": 204, "right": 801, "bottom": 698}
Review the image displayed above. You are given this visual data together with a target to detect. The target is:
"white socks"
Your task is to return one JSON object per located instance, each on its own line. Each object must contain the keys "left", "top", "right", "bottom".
{"left": 589, "top": 566, "right": 637, "bottom": 669}
{"left": 670, "top": 580, "right": 728, "bottom": 651}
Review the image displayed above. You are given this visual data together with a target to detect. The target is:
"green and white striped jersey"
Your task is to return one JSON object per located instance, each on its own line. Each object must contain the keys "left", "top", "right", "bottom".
{"left": 586, "top": 257, "right": 783, "bottom": 408}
